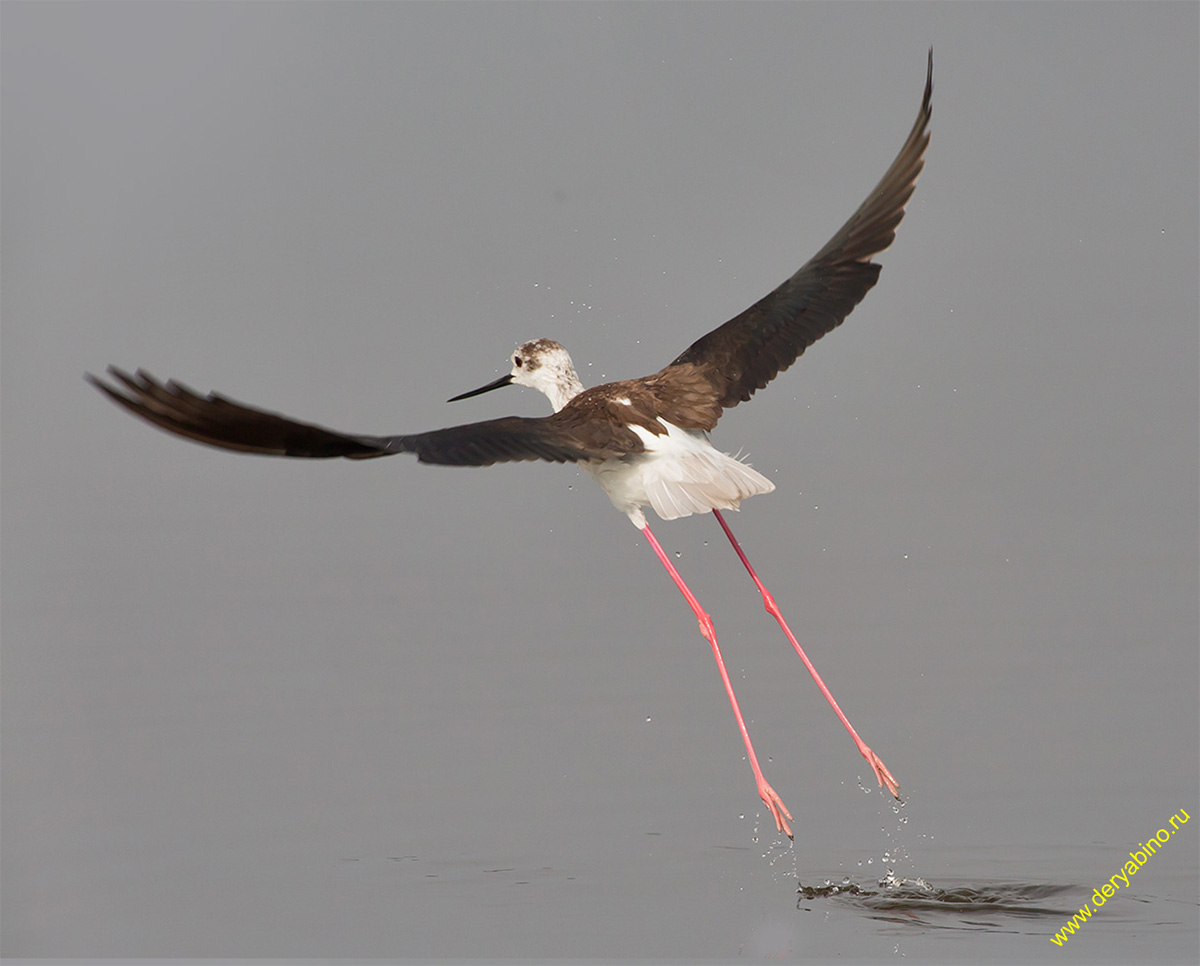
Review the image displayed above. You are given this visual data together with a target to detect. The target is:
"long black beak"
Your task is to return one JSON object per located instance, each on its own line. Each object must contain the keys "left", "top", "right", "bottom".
{"left": 447, "top": 373, "right": 514, "bottom": 402}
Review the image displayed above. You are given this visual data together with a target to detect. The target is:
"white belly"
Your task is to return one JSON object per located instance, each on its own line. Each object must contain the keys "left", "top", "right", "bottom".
{"left": 584, "top": 420, "right": 775, "bottom": 528}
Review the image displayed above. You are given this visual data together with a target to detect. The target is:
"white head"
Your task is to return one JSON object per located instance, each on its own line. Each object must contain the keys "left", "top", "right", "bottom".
{"left": 448, "top": 338, "right": 585, "bottom": 413}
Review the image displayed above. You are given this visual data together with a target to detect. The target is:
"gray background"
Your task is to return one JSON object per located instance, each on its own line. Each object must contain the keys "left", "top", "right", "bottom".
{"left": 3, "top": 2, "right": 1197, "bottom": 961}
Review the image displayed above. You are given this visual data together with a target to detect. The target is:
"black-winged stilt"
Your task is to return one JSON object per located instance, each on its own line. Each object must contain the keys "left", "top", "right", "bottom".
{"left": 89, "top": 52, "right": 932, "bottom": 839}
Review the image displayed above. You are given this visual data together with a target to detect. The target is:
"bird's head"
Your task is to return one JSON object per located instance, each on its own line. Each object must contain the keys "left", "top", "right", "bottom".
{"left": 448, "top": 339, "right": 584, "bottom": 412}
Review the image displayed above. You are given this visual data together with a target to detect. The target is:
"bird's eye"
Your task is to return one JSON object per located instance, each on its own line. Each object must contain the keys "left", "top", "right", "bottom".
{"left": 514, "top": 357, "right": 523, "bottom": 367}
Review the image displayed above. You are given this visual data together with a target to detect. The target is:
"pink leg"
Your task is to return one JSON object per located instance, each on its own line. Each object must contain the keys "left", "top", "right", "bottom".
{"left": 712, "top": 509, "right": 900, "bottom": 799}
{"left": 641, "top": 523, "right": 794, "bottom": 839}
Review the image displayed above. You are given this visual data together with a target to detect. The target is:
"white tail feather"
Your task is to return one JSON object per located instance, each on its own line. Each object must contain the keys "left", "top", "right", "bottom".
{"left": 587, "top": 422, "right": 777, "bottom": 527}
{"left": 642, "top": 449, "right": 774, "bottom": 521}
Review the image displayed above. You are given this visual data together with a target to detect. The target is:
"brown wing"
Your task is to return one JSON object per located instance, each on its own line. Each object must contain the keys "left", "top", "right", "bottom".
{"left": 87, "top": 367, "right": 627, "bottom": 466}
{"left": 669, "top": 49, "right": 933, "bottom": 412}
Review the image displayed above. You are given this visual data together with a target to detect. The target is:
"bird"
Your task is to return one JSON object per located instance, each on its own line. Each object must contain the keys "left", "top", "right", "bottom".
{"left": 88, "top": 51, "right": 932, "bottom": 840}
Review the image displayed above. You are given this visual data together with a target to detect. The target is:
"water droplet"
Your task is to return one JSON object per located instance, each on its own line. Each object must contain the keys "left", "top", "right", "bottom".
{"left": 645, "top": 716, "right": 652, "bottom": 724}
{"left": 674, "top": 551, "right": 681, "bottom": 558}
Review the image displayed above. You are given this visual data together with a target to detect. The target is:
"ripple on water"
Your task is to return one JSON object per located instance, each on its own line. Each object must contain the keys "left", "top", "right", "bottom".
{"left": 798, "top": 872, "right": 1080, "bottom": 927}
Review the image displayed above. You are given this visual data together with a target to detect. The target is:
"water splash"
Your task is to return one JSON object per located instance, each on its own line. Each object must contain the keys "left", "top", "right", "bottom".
{"left": 798, "top": 874, "right": 1078, "bottom": 922}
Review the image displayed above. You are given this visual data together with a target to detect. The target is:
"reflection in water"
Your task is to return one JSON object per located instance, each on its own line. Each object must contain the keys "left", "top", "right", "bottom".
{"left": 799, "top": 871, "right": 1079, "bottom": 927}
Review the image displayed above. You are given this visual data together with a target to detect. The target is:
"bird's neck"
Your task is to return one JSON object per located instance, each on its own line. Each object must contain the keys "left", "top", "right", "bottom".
{"left": 543, "top": 368, "right": 586, "bottom": 413}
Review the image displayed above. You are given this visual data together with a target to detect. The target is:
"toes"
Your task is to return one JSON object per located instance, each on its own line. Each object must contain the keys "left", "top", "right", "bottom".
{"left": 759, "top": 786, "right": 795, "bottom": 839}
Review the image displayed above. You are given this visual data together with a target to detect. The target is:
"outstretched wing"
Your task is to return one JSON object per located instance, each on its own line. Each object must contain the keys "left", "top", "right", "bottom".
{"left": 669, "top": 49, "right": 933, "bottom": 412}
{"left": 86, "top": 367, "right": 606, "bottom": 466}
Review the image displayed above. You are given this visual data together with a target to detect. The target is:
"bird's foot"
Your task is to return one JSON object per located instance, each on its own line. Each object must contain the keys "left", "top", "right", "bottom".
{"left": 861, "top": 746, "right": 901, "bottom": 799}
{"left": 757, "top": 777, "right": 794, "bottom": 840}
